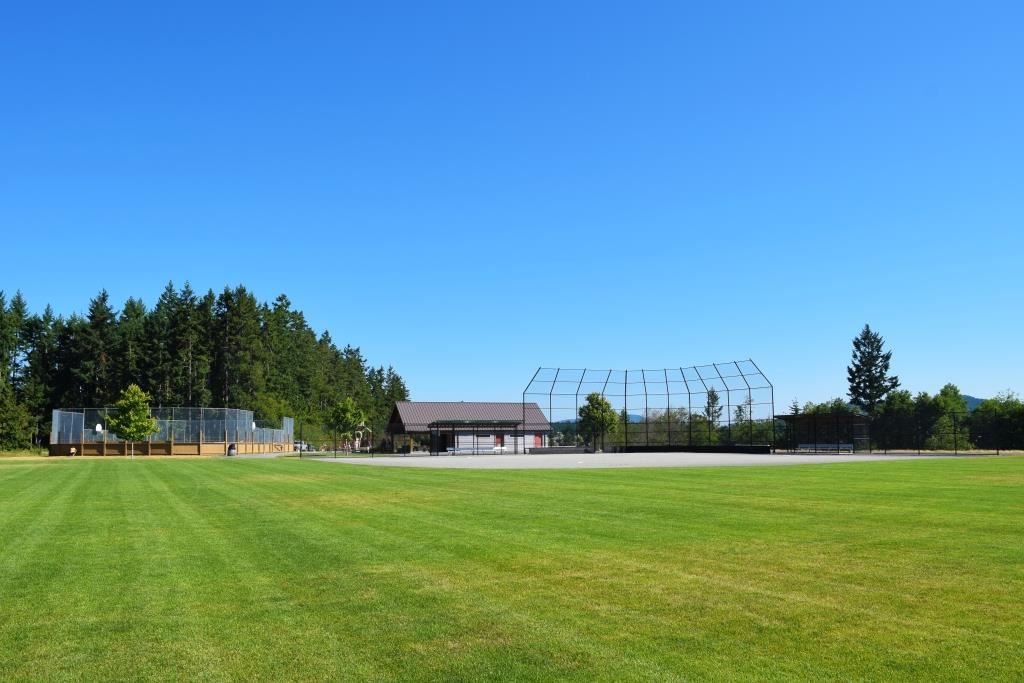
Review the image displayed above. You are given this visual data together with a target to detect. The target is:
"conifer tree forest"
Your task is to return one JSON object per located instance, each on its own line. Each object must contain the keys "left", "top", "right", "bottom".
{"left": 0, "top": 284, "right": 409, "bottom": 449}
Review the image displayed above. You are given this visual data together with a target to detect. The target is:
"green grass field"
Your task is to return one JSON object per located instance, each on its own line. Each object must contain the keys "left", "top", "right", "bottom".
{"left": 1, "top": 456, "right": 1021, "bottom": 681}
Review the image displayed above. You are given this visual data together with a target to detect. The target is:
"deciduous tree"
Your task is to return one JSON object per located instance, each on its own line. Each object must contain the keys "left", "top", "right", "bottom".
{"left": 578, "top": 392, "right": 618, "bottom": 448}
{"left": 328, "top": 397, "right": 365, "bottom": 452}
{"left": 105, "top": 384, "right": 159, "bottom": 459}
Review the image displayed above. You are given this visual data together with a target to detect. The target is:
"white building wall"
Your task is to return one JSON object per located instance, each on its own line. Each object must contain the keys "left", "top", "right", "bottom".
{"left": 456, "top": 432, "right": 495, "bottom": 449}
{"left": 450, "top": 431, "right": 548, "bottom": 452}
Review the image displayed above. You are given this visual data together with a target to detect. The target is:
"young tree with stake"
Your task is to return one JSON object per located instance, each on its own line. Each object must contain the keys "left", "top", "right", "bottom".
{"left": 106, "top": 384, "right": 159, "bottom": 459}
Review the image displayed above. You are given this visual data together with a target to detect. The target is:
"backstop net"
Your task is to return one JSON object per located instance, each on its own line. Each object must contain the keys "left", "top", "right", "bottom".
{"left": 524, "top": 361, "right": 775, "bottom": 450}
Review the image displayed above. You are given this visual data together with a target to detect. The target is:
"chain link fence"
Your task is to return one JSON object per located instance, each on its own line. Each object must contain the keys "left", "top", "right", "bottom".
{"left": 872, "top": 410, "right": 1021, "bottom": 454}
{"left": 50, "top": 407, "right": 294, "bottom": 455}
{"left": 777, "top": 410, "right": 1024, "bottom": 454}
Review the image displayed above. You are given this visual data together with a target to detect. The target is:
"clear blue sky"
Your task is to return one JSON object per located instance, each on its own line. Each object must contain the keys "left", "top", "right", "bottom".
{"left": 2, "top": 1, "right": 1022, "bottom": 408}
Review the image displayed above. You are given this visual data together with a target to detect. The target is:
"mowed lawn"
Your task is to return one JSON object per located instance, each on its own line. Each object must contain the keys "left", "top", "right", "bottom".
{"left": 0, "top": 457, "right": 1021, "bottom": 681}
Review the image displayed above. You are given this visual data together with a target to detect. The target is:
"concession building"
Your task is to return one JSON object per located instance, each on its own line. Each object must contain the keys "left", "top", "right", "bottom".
{"left": 386, "top": 401, "right": 551, "bottom": 454}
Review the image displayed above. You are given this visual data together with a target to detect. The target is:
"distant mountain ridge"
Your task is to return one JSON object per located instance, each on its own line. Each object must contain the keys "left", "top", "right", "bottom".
{"left": 964, "top": 395, "right": 984, "bottom": 411}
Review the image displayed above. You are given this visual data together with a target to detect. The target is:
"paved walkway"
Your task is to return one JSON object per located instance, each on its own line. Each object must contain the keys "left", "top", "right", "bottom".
{"left": 311, "top": 451, "right": 956, "bottom": 470}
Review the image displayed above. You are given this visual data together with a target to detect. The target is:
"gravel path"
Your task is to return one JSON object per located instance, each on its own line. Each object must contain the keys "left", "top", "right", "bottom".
{"left": 309, "top": 451, "right": 957, "bottom": 470}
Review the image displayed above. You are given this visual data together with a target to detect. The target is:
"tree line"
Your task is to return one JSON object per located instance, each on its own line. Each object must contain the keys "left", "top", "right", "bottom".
{"left": 791, "top": 324, "right": 1024, "bottom": 451}
{"left": 553, "top": 324, "right": 1024, "bottom": 452}
{"left": 0, "top": 284, "right": 409, "bottom": 450}
{"left": 556, "top": 388, "right": 773, "bottom": 449}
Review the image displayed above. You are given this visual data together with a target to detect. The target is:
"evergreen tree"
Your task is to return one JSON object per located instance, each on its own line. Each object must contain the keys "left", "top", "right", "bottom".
{"left": 312, "top": 331, "right": 337, "bottom": 415}
{"left": 359, "top": 365, "right": 410, "bottom": 448}
{"left": 703, "top": 388, "right": 723, "bottom": 424}
{"left": 0, "top": 292, "right": 33, "bottom": 448}
{"left": 847, "top": 324, "right": 899, "bottom": 413}
{"left": 52, "top": 315, "right": 86, "bottom": 408}
{"left": 195, "top": 290, "right": 216, "bottom": 404}
{"left": 0, "top": 292, "right": 16, "bottom": 384}
{"left": 115, "top": 297, "right": 148, "bottom": 391}
{"left": 7, "top": 292, "right": 29, "bottom": 392}
{"left": 287, "top": 311, "right": 319, "bottom": 410}
{"left": 339, "top": 345, "right": 370, "bottom": 406}
{"left": 75, "top": 290, "right": 119, "bottom": 406}
{"left": 144, "top": 282, "right": 178, "bottom": 405}
{"left": 211, "top": 285, "right": 265, "bottom": 408}
{"left": 20, "top": 306, "right": 58, "bottom": 444}
{"left": 0, "top": 379, "right": 33, "bottom": 450}
{"left": 171, "top": 283, "right": 211, "bottom": 406}
{"left": 382, "top": 366, "right": 409, "bottom": 426}
{"left": 0, "top": 283, "right": 411, "bottom": 449}
{"left": 733, "top": 395, "right": 753, "bottom": 424}
{"left": 365, "top": 365, "right": 387, "bottom": 441}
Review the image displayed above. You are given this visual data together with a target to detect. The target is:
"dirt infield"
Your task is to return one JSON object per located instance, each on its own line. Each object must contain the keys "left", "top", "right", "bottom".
{"left": 311, "top": 451, "right": 961, "bottom": 470}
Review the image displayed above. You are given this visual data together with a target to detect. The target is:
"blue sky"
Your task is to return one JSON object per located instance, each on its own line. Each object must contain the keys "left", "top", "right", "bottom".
{"left": 2, "top": 1, "right": 1022, "bottom": 408}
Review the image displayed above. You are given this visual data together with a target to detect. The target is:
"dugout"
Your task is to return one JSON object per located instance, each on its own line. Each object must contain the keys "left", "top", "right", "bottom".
{"left": 775, "top": 412, "right": 871, "bottom": 453}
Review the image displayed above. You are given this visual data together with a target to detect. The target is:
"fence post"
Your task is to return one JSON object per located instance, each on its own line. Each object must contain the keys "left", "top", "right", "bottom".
{"left": 953, "top": 413, "right": 959, "bottom": 455}
{"left": 996, "top": 413, "right": 1001, "bottom": 455}
{"left": 917, "top": 415, "right": 921, "bottom": 455}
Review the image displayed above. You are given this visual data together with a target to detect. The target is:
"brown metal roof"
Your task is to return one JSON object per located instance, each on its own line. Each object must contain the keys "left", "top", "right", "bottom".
{"left": 387, "top": 401, "right": 551, "bottom": 434}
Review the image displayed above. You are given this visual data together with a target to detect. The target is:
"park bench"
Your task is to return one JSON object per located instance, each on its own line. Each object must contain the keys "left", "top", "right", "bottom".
{"left": 797, "top": 442, "right": 855, "bottom": 452}
{"left": 445, "top": 446, "right": 508, "bottom": 454}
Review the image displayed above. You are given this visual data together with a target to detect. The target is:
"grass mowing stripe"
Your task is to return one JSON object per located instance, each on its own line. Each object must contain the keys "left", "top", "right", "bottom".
{"left": 0, "top": 462, "right": 83, "bottom": 542}
{"left": 0, "top": 463, "right": 89, "bottom": 576}
{"left": 155, "top": 461, "right": 391, "bottom": 680}
{"left": 299, "top": 458, "right": 1024, "bottom": 679}
{"left": 129, "top": 460, "right": 278, "bottom": 680}
{"left": 0, "top": 456, "right": 1021, "bottom": 681}
{"left": 0, "top": 462, "right": 97, "bottom": 679}
{"left": 195, "top": 463, "right": 628, "bottom": 679}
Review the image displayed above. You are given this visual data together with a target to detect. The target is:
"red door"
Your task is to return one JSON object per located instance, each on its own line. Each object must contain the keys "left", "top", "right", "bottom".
{"left": 534, "top": 434, "right": 542, "bottom": 447}
{"left": 495, "top": 433, "right": 503, "bottom": 447}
